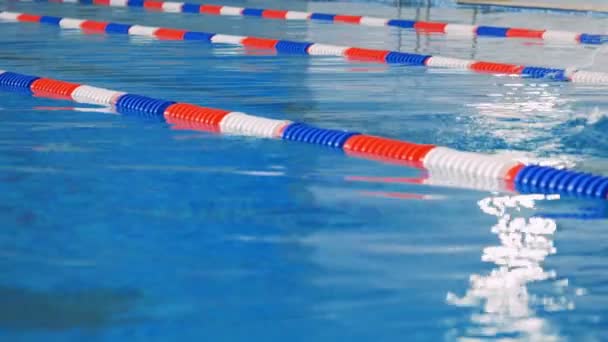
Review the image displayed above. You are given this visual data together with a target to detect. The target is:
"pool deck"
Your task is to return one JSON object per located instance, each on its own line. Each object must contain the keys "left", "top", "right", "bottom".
{"left": 457, "top": 0, "right": 608, "bottom": 13}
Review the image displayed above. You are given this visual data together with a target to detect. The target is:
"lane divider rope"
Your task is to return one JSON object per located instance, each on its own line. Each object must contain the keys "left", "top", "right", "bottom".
{"left": 2, "top": 11, "right": 608, "bottom": 84}
{"left": 28, "top": 0, "right": 608, "bottom": 46}
{"left": 1, "top": 69, "right": 607, "bottom": 200}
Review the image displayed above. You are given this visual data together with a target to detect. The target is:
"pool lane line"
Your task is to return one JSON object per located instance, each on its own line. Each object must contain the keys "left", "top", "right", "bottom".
{"left": 2, "top": 11, "right": 608, "bottom": 84}
{"left": 28, "top": 0, "right": 608, "bottom": 46}
{"left": 1, "top": 69, "right": 607, "bottom": 200}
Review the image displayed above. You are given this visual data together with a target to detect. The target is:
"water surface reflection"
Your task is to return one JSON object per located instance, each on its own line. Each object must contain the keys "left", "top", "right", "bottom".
{"left": 447, "top": 194, "right": 582, "bottom": 340}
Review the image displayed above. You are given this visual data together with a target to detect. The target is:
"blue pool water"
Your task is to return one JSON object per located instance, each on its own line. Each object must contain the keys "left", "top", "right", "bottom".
{"left": 1, "top": 0, "right": 608, "bottom": 340}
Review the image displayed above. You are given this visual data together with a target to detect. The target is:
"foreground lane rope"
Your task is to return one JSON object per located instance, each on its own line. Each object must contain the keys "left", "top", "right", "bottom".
{"left": 1, "top": 69, "right": 607, "bottom": 199}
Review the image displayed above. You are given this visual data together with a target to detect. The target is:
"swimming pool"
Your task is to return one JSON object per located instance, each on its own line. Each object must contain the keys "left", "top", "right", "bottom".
{"left": 1, "top": 0, "right": 607, "bottom": 340}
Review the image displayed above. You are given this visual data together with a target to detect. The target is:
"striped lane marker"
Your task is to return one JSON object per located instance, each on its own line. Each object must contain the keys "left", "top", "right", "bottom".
{"left": 1, "top": 69, "right": 607, "bottom": 199}
{"left": 27, "top": 0, "right": 608, "bottom": 46}
{"left": 2, "top": 11, "right": 608, "bottom": 84}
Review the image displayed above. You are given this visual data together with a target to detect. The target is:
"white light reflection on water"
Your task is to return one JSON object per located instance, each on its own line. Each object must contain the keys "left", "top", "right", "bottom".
{"left": 469, "top": 82, "right": 572, "bottom": 150}
{"left": 446, "top": 194, "right": 580, "bottom": 340}
{"left": 467, "top": 80, "right": 607, "bottom": 168}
